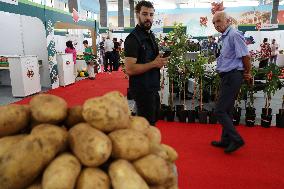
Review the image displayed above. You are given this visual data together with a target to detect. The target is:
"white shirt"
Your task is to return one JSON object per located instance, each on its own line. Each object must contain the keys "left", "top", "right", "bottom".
{"left": 271, "top": 43, "right": 279, "bottom": 56}
{"left": 104, "top": 39, "right": 114, "bottom": 52}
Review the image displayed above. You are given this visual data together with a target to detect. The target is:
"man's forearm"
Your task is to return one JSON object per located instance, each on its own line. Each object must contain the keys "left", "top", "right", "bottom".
{"left": 126, "top": 61, "right": 155, "bottom": 76}
{"left": 242, "top": 55, "right": 251, "bottom": 73}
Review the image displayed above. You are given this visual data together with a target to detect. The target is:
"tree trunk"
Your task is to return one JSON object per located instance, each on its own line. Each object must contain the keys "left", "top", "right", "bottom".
{"left": 271, "top": 0, "right": 279, "bottom": 24}
{"left": 99, "top": 0, "right": 108, "bottom": 27}
{"left": 118, "top": 0, "right": 124, "bottom": 27}
{"left": 129, "top": 0, "right": 135, "bottom": 27}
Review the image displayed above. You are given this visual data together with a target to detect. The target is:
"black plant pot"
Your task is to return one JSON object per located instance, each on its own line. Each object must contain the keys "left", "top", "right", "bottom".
{"left": 262, "top": 108, "right": 272, "bottom": 115}
{"left": 276, "top": 114, "right": 284, "bottom": 128}
{"left": 233, "top": 107, "right": 242, "bottom": 126}
{"left": 165, "top": 110, "right": 175, "bottom": 122}
{"left": 175, "top": 105, "right": 185, "bottom": 117}
{"left": 198, "top": 111, "right": 208, "bottom": 124}
{"left": 246, "top": 107, "right": 256, "bottom": 115}
{"left": 279, "top": 109, "right": 284, "bottom": 116}
{"left": 188, "top": 110, "right": 196, "bottom": 123}
{"left": 245, "top": 115, "right": 256, "bottom": 127}
{"left": 178, "top": 110, "right": 187, "bottom": 123}
{"left": 261, "top": 114, "right": 272, "bottom": 128}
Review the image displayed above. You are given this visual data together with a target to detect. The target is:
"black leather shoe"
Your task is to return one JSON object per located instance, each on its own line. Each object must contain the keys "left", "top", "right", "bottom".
{"left": 224, "top": 141, "right": 245, "bottom": 154}
{"left": 211, "top": 141, "right": 229, "bottom": 148}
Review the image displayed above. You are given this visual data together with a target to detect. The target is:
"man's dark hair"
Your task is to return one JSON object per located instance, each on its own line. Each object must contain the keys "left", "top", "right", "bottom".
{"left": 135, "top": 1, "right": 154, "bottom": 14}
{"left": 83, "top": 40, "right": 88, "bottom": 45}
{"left": 263, "top": 38, "right": 268, "bottom": 43}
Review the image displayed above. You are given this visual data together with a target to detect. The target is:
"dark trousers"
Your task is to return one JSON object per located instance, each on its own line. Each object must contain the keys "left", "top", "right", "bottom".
{"left": 259, "top": 58, "right": 269, "bottom": 68}
{"left": 214, "top": 70, "right": 244, "bottom": 144}
{"left": 112, "top": 51, "right": 120, "bottom": 71}
{"left": 105, "top": 51, "right": 113, "bottom": 72}
{"left": 133, "top": 91, "right": 160, "bottom": 126}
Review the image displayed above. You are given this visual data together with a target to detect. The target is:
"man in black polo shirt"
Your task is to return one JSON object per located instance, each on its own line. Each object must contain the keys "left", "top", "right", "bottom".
{"left": 124, "top": 1, "right": 168, "bottom": 126}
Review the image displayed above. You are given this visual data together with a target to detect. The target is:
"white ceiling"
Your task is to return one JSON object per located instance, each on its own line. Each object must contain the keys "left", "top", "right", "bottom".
{"left": 107, "top": 0, "right": 284, "bottom": 11}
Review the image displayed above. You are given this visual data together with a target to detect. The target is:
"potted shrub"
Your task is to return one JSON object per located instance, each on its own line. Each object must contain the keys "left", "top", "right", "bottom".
{"left": 261, "top": 64, "right": 282, "bottom": 128}
{"left": 193, "top": 54, "right": 208, "bottom": 123}
{"left": 166, "top": 23, "right": 189, "bottom": 122}
{"left": 276, "top": 95, "right": 284, "bottom": 128}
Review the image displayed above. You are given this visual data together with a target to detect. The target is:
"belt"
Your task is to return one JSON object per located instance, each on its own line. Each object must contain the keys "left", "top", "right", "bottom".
{"left": 219, "top": 69, "right": 243, "bottom": 78}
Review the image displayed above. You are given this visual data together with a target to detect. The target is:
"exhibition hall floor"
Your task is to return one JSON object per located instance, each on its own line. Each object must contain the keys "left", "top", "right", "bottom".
{"left": 1, "top": 70, "right": 284, "bottom": 189}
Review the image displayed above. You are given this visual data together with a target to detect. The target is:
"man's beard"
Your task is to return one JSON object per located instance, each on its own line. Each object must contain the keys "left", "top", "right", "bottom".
{"left": 139, "top": 18, "right": 152, "bottom": 30}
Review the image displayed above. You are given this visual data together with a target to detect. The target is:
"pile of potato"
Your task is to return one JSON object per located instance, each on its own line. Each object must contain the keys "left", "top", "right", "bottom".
{"left": 0, "top": 91, "right": 179, "bottom": 189}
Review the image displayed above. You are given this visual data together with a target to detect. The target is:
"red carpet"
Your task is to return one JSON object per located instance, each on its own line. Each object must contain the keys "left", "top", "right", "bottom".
{"left": 15, "top": 71, "right": 128, "bottom": 106}
{"left": 157, "top": 121, "right": 284, "bottom": 189}
{"left": 14, "top": 70, "right": 284, "bottom": 189}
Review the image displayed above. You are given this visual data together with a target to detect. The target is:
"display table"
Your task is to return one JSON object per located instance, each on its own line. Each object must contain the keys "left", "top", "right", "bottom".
{"left": 76, "top": 59, "right": 87, "bottom": 72}
{"left": 277, "top": 54, "right": 284, "bottom": 67}
{"left": 7, "top": 55, "right": 41, "bottom": 97}
{"left": 56, "top": 53, "right": 75, "bottom": 87}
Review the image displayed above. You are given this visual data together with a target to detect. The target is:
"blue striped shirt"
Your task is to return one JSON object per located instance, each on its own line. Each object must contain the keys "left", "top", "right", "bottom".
{"left": 216, "top": 26, "right": 249, "bottom": 73}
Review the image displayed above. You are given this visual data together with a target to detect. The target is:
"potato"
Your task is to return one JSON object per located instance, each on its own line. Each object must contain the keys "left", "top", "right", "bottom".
{"left": 25, "top": 179, "right": 42, "bottom": 189}
{"left": 0, "top": 104, "right": 30, "bottom": 137}
{"left": 109, "top": 129, "right": 150, "bottom": 161}
{"left": 69, "top": 123, "right": 112, "bottom": 167}
{"left": 133, "top": 154, "right": 171, "bottom": 185}
{"left": 103, "top": 91, "right": 130, "bottom": 115}
{"left": 161, "top": 144, "right": 178, "bottom": 162}
{"left": 77, "top": 168, "right": 110, "bottom": 189}
{"left": 64, "top": 105, "right": 84, "bottom": 129}
{"left": 109, "top": 159, "right": 149, "bottom": 189}
{"left": 149, "top": 143, "right": 169, "bottom": 161}
{"left": 42, "top": 153, "right": 81, "bottom": 189}
{"left": 149, "top": 186, "right": 166, "bottom": 189}
{"left": 0, "top": 124, "right": 68, "bottom": 189}
{"left": 29, "top": 94, "right": 67, "bottom": 124}
{"left": 145, "top": 126, "right": 161, "bottom": 144}
{"left": 82, "top": 94, "right": 129, "bottom": 133}
{"left": 163, "top": 163, "right": 178, "bottom": 189}
{"left": 0, "top": 134, "right": 26, "bottom": 157}
{"left": 129, "top": 116, "right": 150, "bottom": 134}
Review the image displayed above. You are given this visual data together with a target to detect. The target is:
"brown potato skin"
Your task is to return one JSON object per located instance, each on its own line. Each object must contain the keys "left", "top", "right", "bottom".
{"left": 109, "top": 129, "right": 150, "bottom": 161}
{"left": 69, "top": 123, "right": 112, "bottom": 167}
{"left": 42, "top": 153, "right": 81, "bottom": 189}
{"left": 133, "top": 154, "right": 171, "bottom": 185}
{"left": 109, "top": 159, "right": 149, "bottom": 189}
{"left": 0, "top": 124, "right": 68, "bottom": 189}
{"left": 76, "top": 168, "right": 110, "bottom": 189}
{"left": 30, "top": 94, "right": 68, "bottom": 124}
{"left": 0, "top": 134, "right": 26, "bottom": 157}
{"left": 0, "top": 104, "right": 30, "bottom": 137}
{"left": 64, "top": 105, "right": 84, "bottom": 129}
{"left": 129, "top": 116, "right": 150, "bottom": 134}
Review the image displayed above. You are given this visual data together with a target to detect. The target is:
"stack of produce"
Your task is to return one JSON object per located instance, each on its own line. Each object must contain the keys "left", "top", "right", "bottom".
{"left": 0, "top": 91, "right": 179, "bottom": 189}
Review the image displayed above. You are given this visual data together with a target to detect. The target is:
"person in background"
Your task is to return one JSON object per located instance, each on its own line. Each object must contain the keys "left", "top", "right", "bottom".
{"left": 83, "top": 40, "right": 95, "bottom": 79}
{"left": 104, "top": 36, "right": 114, "bottom": 72}
{"left": 212, "top": 11, "right": 252, "bottom": 153}
{"left": 65, "top": 40, "right": 77, "bottom": 77}
{"left": 208, "top": 37, "right": 218, "bottom": 58}
{"left": 270, "top": 39, "right": 279, "bottom": 64}
{"left": 259, "top": 38, "right": 271, "bottom": 68}
{"left": 119, "top": 39, "right": 124, "bottom": 51}
{"left": 112, "top": 38, "right": 120, "bottom": 71}
{"left": 99, "top": 36, "right": 105, "bottom": 66}
{"left": 124, "top": 1, "right": 168, "bottom": 126}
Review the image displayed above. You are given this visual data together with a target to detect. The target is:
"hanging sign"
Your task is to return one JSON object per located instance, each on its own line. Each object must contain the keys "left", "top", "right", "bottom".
{"left": 260, "top": 24, "right": 278, "bottom": 30}
{"left": 0, "top": 0, "right": 18, "bottom": 5}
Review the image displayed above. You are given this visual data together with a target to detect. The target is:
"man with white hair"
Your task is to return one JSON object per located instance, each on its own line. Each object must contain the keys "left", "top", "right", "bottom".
{"left": 211, "top": 11, "right": 252, "bottom": 153}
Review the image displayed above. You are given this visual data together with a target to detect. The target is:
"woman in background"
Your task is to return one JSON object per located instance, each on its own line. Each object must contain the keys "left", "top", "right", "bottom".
{"left": 83, "top": 40, "right": 96, "bottom": 80}
{"left": 259, "top": 38, "right": 271, "bottom": 68}
{"left": 270, "top": 39, "right": 279, "bottom": 64}
{"left": 65, "top": 40, "right": 77, "bottom": 77}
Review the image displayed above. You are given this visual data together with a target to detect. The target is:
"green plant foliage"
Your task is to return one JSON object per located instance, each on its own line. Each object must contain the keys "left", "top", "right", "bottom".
{"left": 263, "top": 64, "right": 282, "bottom": 112}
